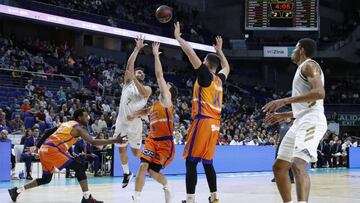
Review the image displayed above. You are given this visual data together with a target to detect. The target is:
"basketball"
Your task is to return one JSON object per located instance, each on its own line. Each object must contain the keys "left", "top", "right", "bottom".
{"left": 155, "top": 5, "right": 173, "bottom": 23}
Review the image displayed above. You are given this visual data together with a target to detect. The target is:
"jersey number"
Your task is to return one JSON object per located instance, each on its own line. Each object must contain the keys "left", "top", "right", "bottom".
{"left": 126, "top": 98, "right": 132, "bottom": 105}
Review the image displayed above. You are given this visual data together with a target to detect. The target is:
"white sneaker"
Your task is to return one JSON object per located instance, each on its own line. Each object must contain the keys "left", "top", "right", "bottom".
{"left": 130, "top": 195, "right": 140, "bottom": 203}
{"left": 163, "top": 184, "right": 173, "bottom": 203}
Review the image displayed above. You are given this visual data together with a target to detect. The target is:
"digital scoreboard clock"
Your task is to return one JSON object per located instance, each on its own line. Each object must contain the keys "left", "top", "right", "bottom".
{"left": 245, "top": 0, "right": 319, "bottom": 31}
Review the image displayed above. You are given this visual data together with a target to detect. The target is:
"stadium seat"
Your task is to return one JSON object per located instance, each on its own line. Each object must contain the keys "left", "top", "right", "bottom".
{"left": 13, "top": 145, "right": 24, "bottom": 163}
{"left": 39, "top": 122, "right": 47, "bottom": 133}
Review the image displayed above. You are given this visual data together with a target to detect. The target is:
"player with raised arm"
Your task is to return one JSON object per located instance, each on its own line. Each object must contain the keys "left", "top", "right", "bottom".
{"left": 114, "top": 35, "right": 152, "bottom": 188}
{"left": 174, "top": 22, "right": 230, "bottom": 203}
{"left": 128, "top": 42, "right": 178, "bottom": 203}
{"left": 8, "top": 109, "right": 126, "bottom": 203}
{"left": 262, "top": 38, "right": 327, "bottom": 203}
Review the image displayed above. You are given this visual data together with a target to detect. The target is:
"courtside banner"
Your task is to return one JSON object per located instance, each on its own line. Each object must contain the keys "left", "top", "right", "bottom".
{"left": 0, "top": 4, "right": 215, "bottom": 53}
{"left": 263, "top": 46, "right": 294, "bottom": 58}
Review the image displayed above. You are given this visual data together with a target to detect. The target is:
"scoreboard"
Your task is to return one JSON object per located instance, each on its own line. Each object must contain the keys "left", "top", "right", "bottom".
{"left": 245, "top": 0, "right": 319, "bottom": 31}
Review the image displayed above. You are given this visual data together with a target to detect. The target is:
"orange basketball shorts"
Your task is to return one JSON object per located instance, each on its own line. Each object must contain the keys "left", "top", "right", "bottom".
{"left": 183, "top": 117, "right": 220, "bottom": 164}
{"left": 141, "top": 136, "right": 175, "bottom": 168}
{"left": 39, "top": 143, "right": 74, "bottom": 174}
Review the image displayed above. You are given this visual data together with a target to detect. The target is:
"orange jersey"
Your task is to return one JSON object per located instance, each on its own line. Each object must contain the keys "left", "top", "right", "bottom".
{"left": 45, "top": 121, "right": 80, "bottom": 152}
{"left": 149, "top": 101, "right": 174, "bottom": 139}
{"left": 192, "top": 73, "right": 223, "bottom": 119}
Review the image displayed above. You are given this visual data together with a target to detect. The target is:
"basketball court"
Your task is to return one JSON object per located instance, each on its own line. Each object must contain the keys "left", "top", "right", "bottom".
{"left": 1, "top": 169, "right": 359, "bottom": 203}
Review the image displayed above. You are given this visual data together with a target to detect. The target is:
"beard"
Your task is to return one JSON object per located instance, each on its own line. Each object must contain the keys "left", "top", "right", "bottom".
{"left": 136, "top": 76, "right": 144, "bottom": 82}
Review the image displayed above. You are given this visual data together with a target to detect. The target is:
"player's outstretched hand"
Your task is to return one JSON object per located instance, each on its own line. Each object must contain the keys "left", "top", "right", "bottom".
{"left": 114, "top": 135, "right": 128, "bottom": 144}
{"left": 264, "top": 112, "right": 285, "bottom": 127}
{"left": 213, "top": 36, "right": 223, "bottom": 53}
{"left": 135, "top": 35, "right": 148, "bottom": 50}
{"left": 262, "top": 98, "right": 287, "bottom": 113}
{"left": 152, "top": 42, "right": 162, "bottom": 56}
{"left": 174, "top": 21, "right": 182, "bottom": 39}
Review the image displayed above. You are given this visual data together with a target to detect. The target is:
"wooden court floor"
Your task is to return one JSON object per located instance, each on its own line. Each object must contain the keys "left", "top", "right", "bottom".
{"left": 0, "top": 169, "right": 359, "bottom": 203}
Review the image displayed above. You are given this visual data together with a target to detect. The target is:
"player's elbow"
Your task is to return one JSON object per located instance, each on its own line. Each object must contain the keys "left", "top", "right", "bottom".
{"left": 316, "top": 88, "right": 325, "bottom": 100}
{"left": 190, "top": 60, "right": 202, "bottom": 69}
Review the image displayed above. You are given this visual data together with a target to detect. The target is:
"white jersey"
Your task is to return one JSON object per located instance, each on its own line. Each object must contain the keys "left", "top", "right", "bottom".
{"left": 291, "top": 58, "right": 325, "bottom": 118}
{"left": 117, "top": 81, "right": 148, "bottom": 123}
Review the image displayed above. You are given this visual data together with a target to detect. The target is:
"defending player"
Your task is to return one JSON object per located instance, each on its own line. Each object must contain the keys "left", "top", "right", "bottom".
{"left": 8, "top": 109, "right": 126, "bottom": 203}
{"left": 128, "top": 42, "right": 178, "bottom": 203}
{"left": 174, "top": 22, "right": 230, "bottom": 203}
{"left": 262, "top": 38, "right": 327, "bottom": 203}
{"left": 114, "top": 35, "right": 152, "bottom": 188}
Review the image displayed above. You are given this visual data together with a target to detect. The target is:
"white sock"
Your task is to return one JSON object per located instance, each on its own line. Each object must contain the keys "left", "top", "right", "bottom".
{"left": 163, "top": 182, "right": 171, "bottom": 189}
{"left": 186, "top": 194, "right": 195, "bottom": 203}
{"left": 298, "top": 201, "right": 307, "bottom": 203}
{"left": 122, "top": 163, "right": 130, "bottom": 174}
{"left": 284, "top": 201, "right": 293, "bottom": 203}
{"left": 17, "top": 186, "right": 25, "bottom": 193}
{"left": 210, "top": 192, "right": 217, "bottom": 201}
{"left": 133, "top": 192, "right": 141, "bottom": 200}
{"left": 83, "top": 191, "right": 91, "bottom": 199}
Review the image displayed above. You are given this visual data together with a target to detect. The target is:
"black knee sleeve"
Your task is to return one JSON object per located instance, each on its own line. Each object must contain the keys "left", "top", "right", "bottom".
{"left": 186, "top": 159, "right": 198, "bottom": 194}
{"left": 68, "top": 161, "right": 87, "bottom": 182}
{"left": 203, "top": 163, "right": 217, "bottom": 193}
{"left": 141, "top": 158, "right": 162, "bottom": 173}
{"left": 36, "top": 173, "right": 53, "bottom": 185}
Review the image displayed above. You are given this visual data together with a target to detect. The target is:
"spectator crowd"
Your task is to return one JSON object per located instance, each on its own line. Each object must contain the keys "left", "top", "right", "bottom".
{"left": 25, "top": 0, "right": 225, "bottom": 46}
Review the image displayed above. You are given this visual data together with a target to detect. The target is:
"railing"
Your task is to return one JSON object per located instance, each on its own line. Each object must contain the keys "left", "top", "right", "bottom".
{"left": 0, "top": 68, "right": 82, "bottom": 90}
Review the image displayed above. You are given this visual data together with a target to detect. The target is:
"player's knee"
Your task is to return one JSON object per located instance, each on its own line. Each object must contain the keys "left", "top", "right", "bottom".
{"left": 186, "top": 160, "right": 197, "bottom": 171}
{"left": 291, "top": 159, "right": 307, "bottom": 175}
{"left": 272, "top": 162, "right": 285, "bottom": 175}
{"left": 119, "top": 147, "right": 127, "bottom": 154}
{"left": 139, "top": 162, "right": 149, "bottom": 172}
{"left": 75, "top": 168, "right": 87, "bottom": 182}
{"left": 72, "top": 162, "right": 87, "bottom": 181}
{"left": 130, "top": 148, "right": 139, "bottom": 157}
{"left": 36, "top": 174, "right": 52, "bottom": 185}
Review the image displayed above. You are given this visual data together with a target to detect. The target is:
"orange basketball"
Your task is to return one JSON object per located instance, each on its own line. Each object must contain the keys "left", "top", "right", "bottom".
{"left": 155, "top": 5, "right": 173, "bottom": 23}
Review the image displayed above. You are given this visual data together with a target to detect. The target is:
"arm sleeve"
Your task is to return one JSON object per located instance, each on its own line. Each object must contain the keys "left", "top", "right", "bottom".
{"left": 217, "top": 73, "right": 226, "bottom": 84}
{"left": 36, "top": 127, "right": 58, "bottom": 148}
{"left": 195, "top": 64, "right": 212, "bottom": 87}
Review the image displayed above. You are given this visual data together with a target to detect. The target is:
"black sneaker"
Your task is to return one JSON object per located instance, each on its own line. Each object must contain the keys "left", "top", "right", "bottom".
{"left": 66, "top": 174, "right": 75, "bottom": 178}
{"left": 271, "top": 178, "right": 276, "bottom": 182}
{"left": 94, "top": 172, "right": 103, "bottom": 177}
{"left": 8, "top": 187, "right": 20, "bottom": 202}
{"left": 26, "top": 173, "right": 33, "bottom": 180}
{"left": 122, "top": 172, "right": 133, "bottom": 188}
{"left": 290, "top": 179, "right": 295, "bottom": 184}
{"left": 81, "top": 195, "right": 104, "bottom": 203}
{"left": 208, "top": 197, "right": 219, "bottom": 203}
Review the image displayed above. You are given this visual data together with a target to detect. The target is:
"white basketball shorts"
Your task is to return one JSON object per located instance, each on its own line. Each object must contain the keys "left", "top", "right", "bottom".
{"left": 114, "top": 119, "right": 143, "bottom": 149}
{"left": 277, "top": 111, "right": 327, "bottom": 163}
